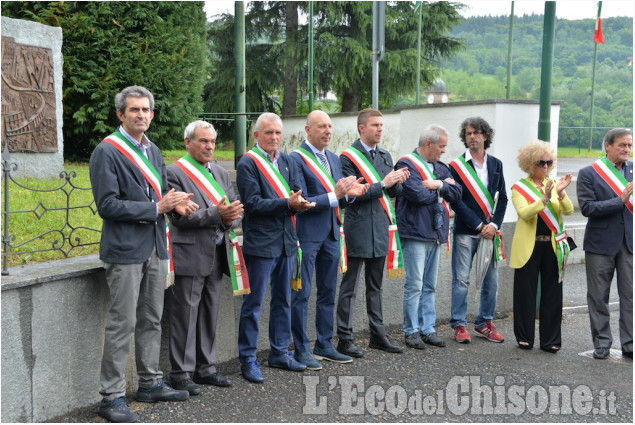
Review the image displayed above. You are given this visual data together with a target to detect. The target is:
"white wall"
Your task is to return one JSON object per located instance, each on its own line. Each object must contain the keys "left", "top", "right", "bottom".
{"left": 281, "top": 100, "right": 562, "bottom": 223}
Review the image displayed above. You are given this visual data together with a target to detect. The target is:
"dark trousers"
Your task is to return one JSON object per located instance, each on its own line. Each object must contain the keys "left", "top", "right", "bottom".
{"left": 167, "top": 244, "right": 224, "bottom": 381}
{"left": 586, "top": 243, "right": 633, "bottom": 352}
{"left": 513, "top": 241, "right": 562, "bottom": 349}
{"left": 291, "top": 237, "right": 339, "bottom": 353}
{"left": 238, "top": 254, "right": 295, "bottom": 362}
{"left": 336, "top": 256, "right": 386, "bottom": 340}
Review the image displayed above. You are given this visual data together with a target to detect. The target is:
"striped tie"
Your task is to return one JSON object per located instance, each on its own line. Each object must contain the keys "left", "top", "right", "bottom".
{"left": 316, "top": 151, "right": 332, "bottom": 176}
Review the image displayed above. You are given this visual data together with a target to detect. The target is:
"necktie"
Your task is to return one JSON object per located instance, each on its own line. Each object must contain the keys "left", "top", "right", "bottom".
{"left": 370, "top": 149, "right": 376, "bottom": 161}
{"left": 316, "top": 151, "right": 332, "bottom": 176}
{"left": 208, "top": 167, "right": 225, "bottom": 245}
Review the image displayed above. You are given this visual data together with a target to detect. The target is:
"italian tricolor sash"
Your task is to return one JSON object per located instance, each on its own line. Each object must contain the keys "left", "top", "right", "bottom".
{"left": 245, "top": 148, "right": 303, "bottom": 290}
{"left": 401, "top": 152, "right": 451, "bottom": 255}
{"left": 294, "top": 147, "right": 347, "bottom": 272}
{"left": 102, "top": 132, "right": 175, "bottom": 286}
{"left": 512, "top": 178, "right": 570, "bottom": 282}
{"left": 175, "top": 155, "right": 250, "bottom": 295}
{"left": 591, "top": 157, "right": 633, "bottom": 214}
{"left": 450, "top": 155, "right": 505, "bottom": 262}
{"left": 341, "top": 147, "right": 403, "bottom": 277}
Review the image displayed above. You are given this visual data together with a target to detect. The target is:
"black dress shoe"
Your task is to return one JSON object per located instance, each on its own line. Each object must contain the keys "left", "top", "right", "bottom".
{"left": 369, "top": 335, "right": 403, "bottom": 353}
{"left": 193, "top": 372, "right": 233, "bottom": 387}
{"left": 421, "top": 332, "right": 446, "bottom": 347}
{"left": 593, "top": 347, "right": 610, "bottom": 359}
{"left": 171, "top": 378, "right": 201, "bottom": 395}
{"left": 622, "top": 349, "right": 633, "bottom": 359}
{"left": 337, "top": 339, "right": 364, "bottom": 358}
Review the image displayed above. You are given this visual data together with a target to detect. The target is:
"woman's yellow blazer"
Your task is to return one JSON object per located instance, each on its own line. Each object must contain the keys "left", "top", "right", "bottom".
{"left": 509, "top": 176, "right": 574, "bottom": 269}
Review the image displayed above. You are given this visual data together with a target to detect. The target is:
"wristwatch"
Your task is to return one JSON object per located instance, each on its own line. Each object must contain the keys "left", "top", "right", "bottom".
{"left": 381, "top": 181, "right": 386, "bottom": 189}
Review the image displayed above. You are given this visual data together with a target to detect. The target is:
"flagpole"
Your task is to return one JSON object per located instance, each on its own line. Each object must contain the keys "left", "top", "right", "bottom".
{"left": 416, "top": 2, "right": 422, "bottom": 104}
{"left": 588, "top": 1, "right": 603, "bottom": 151}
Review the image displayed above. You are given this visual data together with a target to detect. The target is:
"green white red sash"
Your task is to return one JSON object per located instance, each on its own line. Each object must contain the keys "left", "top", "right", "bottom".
{"left": 512, "top": 178, "right": 570, "bottom": 282}
{"left": 450, "top": 154, "right": 505, "bottom": 261}
{"left": 341, "top": 146, "right": 403, "bottom": 277}
{"left": 591, "top": 157, "right": 633, "bottom": 214}
{"left": 294, "top": 147, "right": 348, "bottom": 272}
{"left": 245, "top": 148, "right": 303, "bottom": 290}
{"left": 401, "top": 152, "right": 451, "bottom": 255}
{"left": 102, "top": 131, "right": 175, "bottom": 285}
{"left": 175, "top": 155, "right": 250, "bottom": 295}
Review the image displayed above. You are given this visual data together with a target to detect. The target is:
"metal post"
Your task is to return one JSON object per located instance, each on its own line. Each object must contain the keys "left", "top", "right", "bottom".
{"left": 308, "top": 1, "right": 314, "bottom": 112}
{"left": 537, "top": 2, "right": 556, "bottom": 141}
{"left": 372, "top": 2, "right": 385, "bottom": 109}
{"left": 2, "top": 144, "right": 12, "bottom": 275}
{"left": 416, "top": 3, "right": 422, "bottom": 104}
{"left": 506, "top": 2, "right": 515, "bottom": 99}
{"left": 372, "top": 2, "right": 379, "bottom": 109}
{"left": 588, "top": 2, "right": 602, "bottom": 151}
{"left": 234, "top": 1, "right": 246, "bottom": 168}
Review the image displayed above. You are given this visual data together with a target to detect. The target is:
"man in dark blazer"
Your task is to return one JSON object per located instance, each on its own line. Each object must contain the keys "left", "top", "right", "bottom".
{"left": 236, "top": 112, "right": 315, "bottom": 383}
{"left": 577, "top": 128, "right": 633, "bottom": 360}
{"left": 336, "top": 108, "right": 410, "bottom": 357}
{"left": 449, "top": 117, "right": 508, "bottom": 345}
{"left": 289, "top": 110, "right": 368, "bottom": 370}
{"left": 90, "top": 86, "right": 196, "bottom": 422}
{"left": 166, "top": 121, "right": 243, "bottom": 395}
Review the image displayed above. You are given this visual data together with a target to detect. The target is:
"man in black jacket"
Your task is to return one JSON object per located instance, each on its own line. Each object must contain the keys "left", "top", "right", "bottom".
{"left": 336, "top": 108, "right": 409, "bottom": 357}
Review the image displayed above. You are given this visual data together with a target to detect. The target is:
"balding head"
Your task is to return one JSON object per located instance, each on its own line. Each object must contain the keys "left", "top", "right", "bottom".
{"left": 305, "top": 110, "right": 332, "bottom": 151}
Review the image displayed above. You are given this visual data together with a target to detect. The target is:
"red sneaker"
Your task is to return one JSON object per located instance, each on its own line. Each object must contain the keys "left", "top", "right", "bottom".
{"left": 474, "top": 321, "right": 504, "bottom": 343}
{"left": 453, "top": 325, "right": 471, "bottom": 343}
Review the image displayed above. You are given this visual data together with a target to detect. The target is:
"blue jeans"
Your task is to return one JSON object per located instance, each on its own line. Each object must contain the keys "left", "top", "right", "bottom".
{"left": 402, "top": 238, "right": 441, "bottom": 335}
{"left": 450, "top": 233, "right": 499, "bottom": 329}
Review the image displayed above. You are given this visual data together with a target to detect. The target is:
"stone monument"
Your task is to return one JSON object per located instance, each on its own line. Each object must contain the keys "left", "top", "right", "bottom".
{"left": 1, "top": 17, "right": 63, "bottom": 178}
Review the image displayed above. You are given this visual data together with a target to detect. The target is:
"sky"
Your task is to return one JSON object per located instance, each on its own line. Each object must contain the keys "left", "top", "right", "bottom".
{"left": 204, "top": 0, "right": 634, "bottom": 20}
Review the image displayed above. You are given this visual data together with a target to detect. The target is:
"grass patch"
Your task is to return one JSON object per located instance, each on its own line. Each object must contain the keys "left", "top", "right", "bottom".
{"left": 2, "top": 149, "right": 235, "bottom": 267}
{"left": 557, "top": 147, "right": 605, "bottom": 158}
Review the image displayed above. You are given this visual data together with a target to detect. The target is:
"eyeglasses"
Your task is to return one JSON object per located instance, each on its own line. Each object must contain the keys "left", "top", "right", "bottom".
{"left": 465, "top": 130, "right": 483, "bottom": 136}
{"left": 536, "top": 160, "right": 554, "bottom": 167}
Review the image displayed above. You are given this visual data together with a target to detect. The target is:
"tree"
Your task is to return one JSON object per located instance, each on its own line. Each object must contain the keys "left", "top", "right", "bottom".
{"left": 2, "top": 1, "right": 208, "bottom": 159}
{"left": 313, "top": 1, "right": 464, "bottom": 111}
{"left": 203, "top": 1, "right": 464, "bottom": 115}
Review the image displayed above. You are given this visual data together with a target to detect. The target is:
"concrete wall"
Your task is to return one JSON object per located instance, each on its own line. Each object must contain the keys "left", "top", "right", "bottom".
{"left": 1, "top": 17, "right": 64, "bottom": 178}
{"left": 1, "top": 222, "right": 587, "bottom": 422}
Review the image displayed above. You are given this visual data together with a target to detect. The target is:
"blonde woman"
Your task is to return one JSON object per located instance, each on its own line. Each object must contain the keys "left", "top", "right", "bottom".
{"left": 509, "top": 140, "right": 573, "bottom": 353}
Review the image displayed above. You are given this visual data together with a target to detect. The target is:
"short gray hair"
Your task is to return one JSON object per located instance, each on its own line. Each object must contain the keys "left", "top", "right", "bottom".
{"left": 604, "top": 128, "right": 632, "bottom": 146}
{"left": 114, "top": 85, "right": 155, "bottom": 113}
{"left": 253, "top": 112, "right": 282, "bottom": 133}
{"left": 419, "top": 124, "right": 448, "bottom": 147}
{"left": 184, "top": 120, "right": 217, "bottom": 141}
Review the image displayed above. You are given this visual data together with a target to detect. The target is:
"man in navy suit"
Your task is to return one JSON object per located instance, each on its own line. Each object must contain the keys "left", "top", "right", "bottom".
{"left": 90, "top": 86, "right": 197, "bottom": 422}
{"left": 449, "top": 117, "right": 508, "bottom": 345}
{"left": 236, "top": 113, "right": 315, "bottom": 383}
{"left": 289, "top": 111, "right": 368, "bottom": 370}
{"left": 577, "top": 128, "right": 633, "bottom": 360}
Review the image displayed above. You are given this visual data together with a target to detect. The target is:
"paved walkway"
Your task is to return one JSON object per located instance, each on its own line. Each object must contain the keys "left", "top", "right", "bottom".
{"left": 51, "top": 262, "right": 632, "bottom": 423}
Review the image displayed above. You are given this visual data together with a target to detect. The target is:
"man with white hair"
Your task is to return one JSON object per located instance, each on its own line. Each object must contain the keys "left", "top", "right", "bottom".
{"left": 166, "top": 120, "right": 244, "bottom": 395}
{"left": 395, "top": 124, "right": 461, "bottom": 349}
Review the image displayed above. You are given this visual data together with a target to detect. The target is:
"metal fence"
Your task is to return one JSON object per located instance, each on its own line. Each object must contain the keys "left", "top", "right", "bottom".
{"left": 559, "top": 126, "right": 633, "bottom": 152}
{"left": 1, "top": 145, "right": 101, "bottom": 275}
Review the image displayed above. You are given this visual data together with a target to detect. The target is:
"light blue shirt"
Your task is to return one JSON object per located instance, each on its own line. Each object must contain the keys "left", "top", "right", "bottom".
{"left": 306, "top": 141, "right": 338, "bottom": 207}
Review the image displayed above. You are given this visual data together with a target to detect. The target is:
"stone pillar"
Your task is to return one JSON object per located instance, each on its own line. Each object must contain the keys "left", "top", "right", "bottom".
{"left": 1, "top": 17, "right": 64, "bottom": 178}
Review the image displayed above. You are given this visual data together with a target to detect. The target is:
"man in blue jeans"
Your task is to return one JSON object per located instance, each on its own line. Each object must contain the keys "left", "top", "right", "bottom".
{"left": 395, "top": 124, "right": 462, "bottom": 349}
{"left": 448, "top": 117, "right": 508, "bottom": 344}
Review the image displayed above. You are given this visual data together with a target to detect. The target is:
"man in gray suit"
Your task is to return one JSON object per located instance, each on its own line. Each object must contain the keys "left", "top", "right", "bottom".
{"left": 336, "top": 108, "right": 409, "bottom": 357}
{"left": 166, "top": 120, "right": 243, "bottom": 394}
{"left": 577, "top": 128, "right": 633, "bottom": 360}
{"left": 90, "top": 86, "right": 197, "bottom": 423}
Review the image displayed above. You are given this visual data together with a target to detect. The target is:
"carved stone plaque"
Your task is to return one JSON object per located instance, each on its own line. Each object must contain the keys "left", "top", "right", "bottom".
{"left": 1, "top": 36, "right": 58, "bottom": 153}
